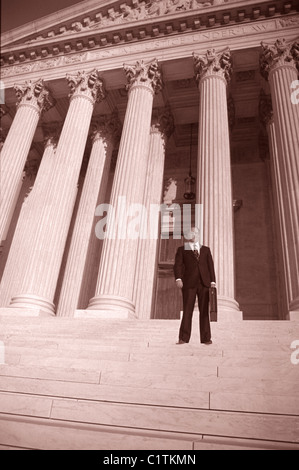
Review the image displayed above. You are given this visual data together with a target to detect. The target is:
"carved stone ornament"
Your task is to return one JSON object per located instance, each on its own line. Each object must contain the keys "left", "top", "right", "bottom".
{"left": 24, "top": 158, "right": 41, "bottom": 180}
{"left": 42, "top": 122, "right": 62, "bottom": 149}
{"left": 291, "top": 40, "right": 299, "bottom": 72}
{"left": 193, "top": 47, "right": 232, "bottom": 84}
{"left": 260, "top": 38, "right": 296, "bottom": 81}
{"left": 151, "top": 105, "right": 175, "bottom": 142}
{"left": 66, "top": 69, "right": 105, "bottom": 104}
{"left": 123, "top": 58, "right": 163, "bottom": 94}
{"left": 91, "top": 109, "right": 122, "bottom": 145}
{"left": 23, "top": 0, "right": 228, "bottom": 42}
{"left": 259, "top": 89, "right": 273, "bottom": 127}
{"left": 13, "top": 79, "right": 54, "bottom": 114}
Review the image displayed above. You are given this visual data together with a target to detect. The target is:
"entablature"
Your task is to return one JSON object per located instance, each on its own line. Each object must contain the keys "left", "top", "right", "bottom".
{"left": 1, "top": 0, "right": 298, "bottom": 74}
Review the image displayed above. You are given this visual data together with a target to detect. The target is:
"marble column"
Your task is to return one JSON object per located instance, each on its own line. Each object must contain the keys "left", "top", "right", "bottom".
{"left": 193, "top": 48, "right": 241, "bottom": 319}
{"left": 0, "top": 128, "right": 58, "bottom": 307}
{"left": 260, "top": 39, "right": 299, "bottom": 318}
{"left": 0, "top": 79, "right": 53, "bottom": 243}
{"left": 88, "top": 59, "right": 163, "bottom": 318}
{"left": 56, "top": 112, "right": 121, "bottom": 317}
{"left": 259, "top": 91, "right": 289, "bottom": 318}
{"left": 134, "top": 107, "right": 174, "bottom": 319}
{"left": 9, "top": 70, "right": 105, "bottom": 316}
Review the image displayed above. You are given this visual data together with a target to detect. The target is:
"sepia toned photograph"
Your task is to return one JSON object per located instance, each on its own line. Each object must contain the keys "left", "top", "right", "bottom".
{"left": 0, "top": 0, "right": 299, "bottom": 452}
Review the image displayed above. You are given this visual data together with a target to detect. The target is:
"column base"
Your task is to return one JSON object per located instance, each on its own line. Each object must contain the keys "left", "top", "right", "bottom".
{"left": 87, "top": 294, "right": 137, "bottom": 319}
{"left": 289, "top": 311, "right": 299, "bottom": 321}
{"left": 0, "top": 307, "right": 55, "bottom": 317}
{"left": 217, "top": 296, "right": 243, "bottom": 321}
{"left": 9, "top": 294, "right": 55, "bottom": 316}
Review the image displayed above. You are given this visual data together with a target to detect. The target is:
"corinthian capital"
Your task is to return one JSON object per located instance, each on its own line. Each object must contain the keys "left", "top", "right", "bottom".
{"left": 259, "top": 90, "right": 273, "bottom": 127}
{"left": 123, "top": 59, "right": 163, "bottom": 95}
{"left": 291, "top": 41, "right": 299, "bottom": 72}
{"left": 151, "top": 106, "right": 175, "bottom": 143}
{"left": 91, "top": 109, "right": 122, "bottom": 146}
{"left": 193, "top": 48, "right": 232, "bottom": 85}
{"left": 42, "top": 122, "right": 62, "bottom": 149}
{"left": 260, "top": 39, "right": 296, "bottom": 80}
{"left": 66, "top": 69, "right": 106, "bottom": 104}
{"left": 14, "top": 79, "right": 54, "bottom": 114}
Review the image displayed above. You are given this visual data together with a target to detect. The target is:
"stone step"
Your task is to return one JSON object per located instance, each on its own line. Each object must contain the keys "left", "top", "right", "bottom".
{"left": 0, "top": 316, "right": 296, "bottom": 334}
{"left": 0, "top": 372, "right": 298, "bottom": 416}
{"left": 3, "top": 344, "right": 294, "bottom": 367}
{"left": 0, "top": 390, "right": 298, "bottom": 445}
{"left": 4, "top": 413, "right": 298, "bottom": 450}
{"left": 0, "top": 315, "right": 298, "bottom": 450}
{"left": 0, "top": 362, "right": 297, "bottom": 401}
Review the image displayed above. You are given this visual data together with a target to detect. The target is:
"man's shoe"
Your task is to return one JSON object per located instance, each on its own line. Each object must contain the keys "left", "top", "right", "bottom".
{"left": 203, "top": 340, "right": 213, "bottom": 345}
{"left": 176, "top": 340, "right": 187, "bottom": 345}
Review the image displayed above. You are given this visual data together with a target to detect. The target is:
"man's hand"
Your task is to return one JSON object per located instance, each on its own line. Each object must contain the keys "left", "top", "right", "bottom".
{"left": 211, "top": 282, "right": 216, "bottom": 288}
{"left": 176, "top": 279, "right": 183, "bottom": 289}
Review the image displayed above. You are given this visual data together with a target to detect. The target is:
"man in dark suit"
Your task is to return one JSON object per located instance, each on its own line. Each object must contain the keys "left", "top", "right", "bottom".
{"left": 174, "top": 227, "right": 216, "bottom": 345}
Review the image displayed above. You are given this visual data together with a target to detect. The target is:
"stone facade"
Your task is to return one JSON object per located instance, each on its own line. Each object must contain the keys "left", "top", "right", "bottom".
{"left": 0, "top": 0, "right": 299, "bottom": 321}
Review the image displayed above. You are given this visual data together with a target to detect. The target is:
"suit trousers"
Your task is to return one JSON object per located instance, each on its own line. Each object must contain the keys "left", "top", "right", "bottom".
{"left": 179, "top": 281, "right": 211, "bottom": 344}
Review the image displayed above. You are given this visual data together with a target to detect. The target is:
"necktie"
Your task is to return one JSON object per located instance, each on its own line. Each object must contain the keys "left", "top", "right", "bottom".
{"left": 194, "top": 246, "right": 200, "bottom": 260}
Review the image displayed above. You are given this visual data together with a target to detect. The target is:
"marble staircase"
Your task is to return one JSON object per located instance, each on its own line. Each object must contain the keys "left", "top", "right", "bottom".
{"left": 0, "top": 314, "right": 298, "bottom": 450}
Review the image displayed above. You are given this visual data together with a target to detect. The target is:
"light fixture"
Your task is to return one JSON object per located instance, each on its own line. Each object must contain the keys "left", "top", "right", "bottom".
{"left": 184, "top": 123, "right": 196, "bottom": 200}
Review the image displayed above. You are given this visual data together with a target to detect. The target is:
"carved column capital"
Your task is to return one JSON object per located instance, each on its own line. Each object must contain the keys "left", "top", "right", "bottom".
{"left": 260, "top": 39, "right": 297, "bottom": 81}
{"left": 66, "top": 69, "right": 106, "bottom": 105}
{"left": 259, "top": 90, "right": 274, "bottom": 127}
{"left": 151, "top": 105, "right": 175, "bottom": 143}
{"left": 24, "top": 157, "right": 41, "bottom": 180}
{"left": 91, "top": 109, "right": 122, "bottom": 146}
{"left": 0, "top": 105, "right": 9, "bottom": 119}
{"left": 291, "top": 40, "right": 299, "bottom": 72}
{"left": 124, "top": 59, "right": 163, "bottom": 95}
{"left": 14, "top": 79, "right": 55, "bottom": 115}
{"left": 42, "top": 122, "right": 62, "bottom": 149}
{"left": 193, "top": 48, "right": 232, "bottom": 85}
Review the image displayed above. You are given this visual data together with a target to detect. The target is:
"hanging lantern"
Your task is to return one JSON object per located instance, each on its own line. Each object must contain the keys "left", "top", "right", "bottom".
{"left": 184, "top": 123, "right": 196, "bottom": 200}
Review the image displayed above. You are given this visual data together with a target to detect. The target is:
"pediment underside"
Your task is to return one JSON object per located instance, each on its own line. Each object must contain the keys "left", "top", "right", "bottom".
{"left": 1, "top": 0, "right": 299, "bottom": 70}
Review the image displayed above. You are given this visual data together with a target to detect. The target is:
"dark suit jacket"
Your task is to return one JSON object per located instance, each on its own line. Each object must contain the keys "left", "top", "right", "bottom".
{"left": 174, "top": 245, "right": 216, "bottom": 289}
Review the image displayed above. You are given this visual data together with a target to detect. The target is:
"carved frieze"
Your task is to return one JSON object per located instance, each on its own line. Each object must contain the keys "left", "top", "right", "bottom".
{"left": 1, "top": 9, "right": 299, "bottom": 82}
{"left": 22, "top": 0, "right": 229, "bottom": 44}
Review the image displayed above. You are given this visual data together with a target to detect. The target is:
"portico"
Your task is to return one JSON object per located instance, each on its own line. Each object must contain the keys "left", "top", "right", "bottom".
{"left": 1, "top": 0, "right": 299, "bottom": 321}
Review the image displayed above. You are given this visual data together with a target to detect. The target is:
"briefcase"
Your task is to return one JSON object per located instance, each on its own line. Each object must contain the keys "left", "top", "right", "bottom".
{"left": 209, "top": 287, "right": 218, "bottom": 322}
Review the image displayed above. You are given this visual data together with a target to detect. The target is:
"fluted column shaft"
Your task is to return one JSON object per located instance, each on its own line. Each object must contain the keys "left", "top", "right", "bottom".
{"left": 0, "top": 80, "right": 53, "bottom": 243}
{"left": 88, "top": 59, "right": 163, "bottom": 317}
{"left": 0, "top": 135, "right": 57, "bottom": 307}
{"left": 259, "top": 91, "right": 288, "bottom": 317}
{"left": 260, "top": 40, "right": 299, "bottom": 315}
{"left": 194, "top": 49, "right": 240, "bottom": 317}
{"left": 56, "top": 114, "right": 120, "bottom": 317}
{"left": 10, "top": 70, "right": 105, "bottom": 315}
{"left": 134, "top": 108, "right": 174, "bottom": 318}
